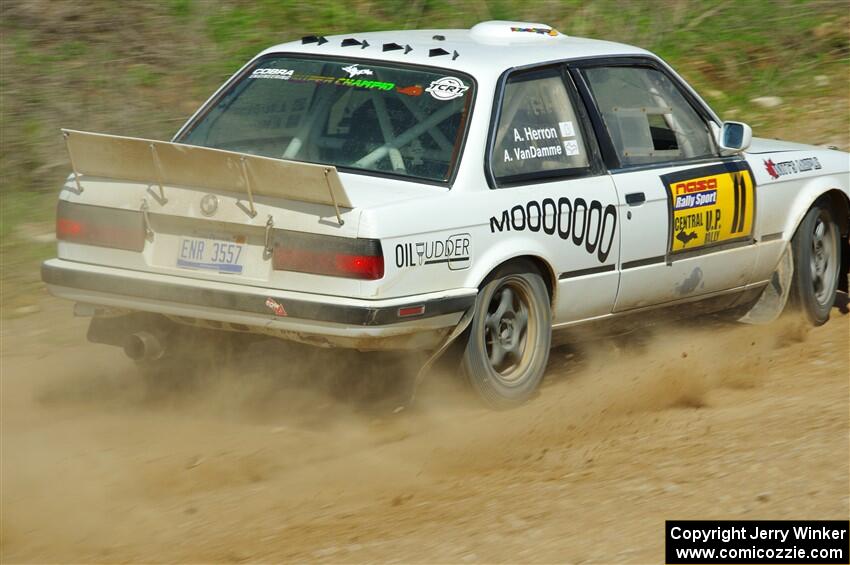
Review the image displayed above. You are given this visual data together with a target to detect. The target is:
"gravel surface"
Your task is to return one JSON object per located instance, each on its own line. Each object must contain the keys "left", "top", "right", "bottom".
{"left": 2, "top": 296, "right": 848, "bottom": 563}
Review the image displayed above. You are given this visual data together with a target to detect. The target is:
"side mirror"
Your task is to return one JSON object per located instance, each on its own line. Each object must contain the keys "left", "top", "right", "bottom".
{"left": 716, "top": 121, "right": 752, "bottom": 153}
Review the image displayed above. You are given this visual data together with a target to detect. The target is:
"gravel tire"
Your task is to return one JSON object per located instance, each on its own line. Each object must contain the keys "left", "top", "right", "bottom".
{"left": 462, "top": 262, "right": 552, "bottom": 409}
{"left": 789, "top": 200, "right": 841, "bottom": 325}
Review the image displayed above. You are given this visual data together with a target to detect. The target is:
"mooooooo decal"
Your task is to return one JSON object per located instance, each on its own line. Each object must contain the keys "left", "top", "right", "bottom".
{"left": 489, "top": 198, "right": 617, "bottom": 263}
{"left": 661, "top": 162, "right": 756, "bottom": 253}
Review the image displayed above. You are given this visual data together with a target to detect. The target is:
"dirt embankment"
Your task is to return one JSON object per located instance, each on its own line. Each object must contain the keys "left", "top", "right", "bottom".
{"left": 1, "top": 297, "right": 848, "bottom": 563}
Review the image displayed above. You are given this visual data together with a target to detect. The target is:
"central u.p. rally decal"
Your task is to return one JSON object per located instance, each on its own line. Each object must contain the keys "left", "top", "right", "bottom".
{"left": 489, "top": 197, "right": 617, "bottom": 263}
{"left": 660, "top": 161, "right": 756, "bottom": 253}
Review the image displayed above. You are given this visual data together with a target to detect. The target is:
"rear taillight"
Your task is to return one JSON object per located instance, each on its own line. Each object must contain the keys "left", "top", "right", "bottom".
{"left": 271, "top": 230, "right": 384, "bottom": 280}
{"left": 56, "top": 200, "right": 146, "bottom": 252}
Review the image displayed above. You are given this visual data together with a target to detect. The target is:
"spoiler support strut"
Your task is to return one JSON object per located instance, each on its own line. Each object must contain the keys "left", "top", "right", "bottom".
{"left": 323, "top": 168, "right": 345, "bottom": 226}
{"left": 148, "top": 143, "right": 168, "bottom": 204}
{"left": 62, "top": 131, "right": 84, "bottom": 195}
{"left": 239, "top": 156, "right": 258, "bottom": 218}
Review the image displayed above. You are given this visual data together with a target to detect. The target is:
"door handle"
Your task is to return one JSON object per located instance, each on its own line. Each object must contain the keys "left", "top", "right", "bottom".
{"left": 625, "top": 192, "right": 646, "bottom": 206}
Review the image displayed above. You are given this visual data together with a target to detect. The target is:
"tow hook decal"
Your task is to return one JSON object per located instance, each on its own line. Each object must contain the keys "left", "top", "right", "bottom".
{"left": 265, "top": 297, "right": 287, "bottom": 317}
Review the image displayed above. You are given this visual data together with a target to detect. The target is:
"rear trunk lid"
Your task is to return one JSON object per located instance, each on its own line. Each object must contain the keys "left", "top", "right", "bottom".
{"left": 57, "top": 130, "right": 436, "bottom": 298}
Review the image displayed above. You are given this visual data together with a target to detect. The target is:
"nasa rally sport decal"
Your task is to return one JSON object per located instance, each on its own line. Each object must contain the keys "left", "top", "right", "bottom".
{"left": 660, "top": 161, "right": 756, "bottom": 253}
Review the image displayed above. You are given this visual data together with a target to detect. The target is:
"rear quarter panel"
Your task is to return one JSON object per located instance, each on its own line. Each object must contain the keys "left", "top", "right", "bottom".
{"left": 358, "top": 189, "right": 556, "bottom": 300}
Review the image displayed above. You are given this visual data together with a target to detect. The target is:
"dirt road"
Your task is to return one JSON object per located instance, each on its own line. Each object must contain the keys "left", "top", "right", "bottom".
{"left": 2, "top": 297, "right": 848, "bottom": 563}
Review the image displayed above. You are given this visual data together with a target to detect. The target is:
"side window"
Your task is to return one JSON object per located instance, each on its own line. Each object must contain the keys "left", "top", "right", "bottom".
{"left": 491, "top": 68, "right": 590, "bottom": 183}
{"left": 582, "top": 66, "right": 716, "bottom": 166}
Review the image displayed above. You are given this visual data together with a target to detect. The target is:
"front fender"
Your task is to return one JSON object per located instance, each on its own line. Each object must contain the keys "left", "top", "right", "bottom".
{"left": 783, "top": 175, "right": 850, "bottom": 240}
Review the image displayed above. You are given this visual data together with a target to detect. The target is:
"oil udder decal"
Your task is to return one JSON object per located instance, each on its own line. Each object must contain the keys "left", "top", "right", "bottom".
{"left": 660, "top": 162, "right": 756, "bottom": 254}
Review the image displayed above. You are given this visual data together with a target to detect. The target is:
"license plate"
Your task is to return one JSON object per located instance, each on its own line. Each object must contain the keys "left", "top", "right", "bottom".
{"left": 176, "top": 237, "right": 245, "bottom": 274}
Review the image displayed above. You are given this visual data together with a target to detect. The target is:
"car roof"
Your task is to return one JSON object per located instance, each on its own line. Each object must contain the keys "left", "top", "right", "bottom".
{"left": 259, "top": 20, "right": 652, "bottom": 78}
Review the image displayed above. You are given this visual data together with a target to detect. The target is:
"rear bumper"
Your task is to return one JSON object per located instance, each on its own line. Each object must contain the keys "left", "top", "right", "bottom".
{"left": 42, "top": 259, "right": 476, "bottom": 350}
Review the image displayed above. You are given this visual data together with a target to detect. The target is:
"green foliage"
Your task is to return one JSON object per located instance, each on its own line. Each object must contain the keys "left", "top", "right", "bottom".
{"left": 127, "top": 64, "right": 162, "bottom": 88}
{"left": 53, "top": 40, "right": 88, "bottom": 61}
{"left": 0, "top": 0, "right": 847, "bottom": 308}
{"left": 169, "top": 0, "right": 193, "bottom": 18}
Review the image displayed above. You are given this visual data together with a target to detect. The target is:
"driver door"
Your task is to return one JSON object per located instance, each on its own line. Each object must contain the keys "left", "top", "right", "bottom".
{"left": 572, "top": 61, "right": 758, "bottom": 311}
{"left": 486, "top": 65, "right": 621, "bottom": 324}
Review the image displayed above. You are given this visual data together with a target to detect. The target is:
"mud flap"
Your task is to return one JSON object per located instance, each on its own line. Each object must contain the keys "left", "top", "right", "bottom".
{"left": 837, "top": 234, "right": 849, "bottom": 314}
{"left": 738, "top": 245, "right": 794, "bottom": 325}
{"left": 395, "top": 306, "right": 475, "bottom": 411}
{"left": 840, "top": 234, "right": 849, "bottom": 294}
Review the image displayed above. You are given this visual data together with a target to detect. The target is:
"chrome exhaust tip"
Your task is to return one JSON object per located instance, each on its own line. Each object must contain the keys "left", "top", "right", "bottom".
{"left": 123, "top": 331, "right": 165, "bottom": 362}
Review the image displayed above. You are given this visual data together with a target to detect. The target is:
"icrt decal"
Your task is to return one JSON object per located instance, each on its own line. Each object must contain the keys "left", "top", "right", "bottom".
{"left": 425, "top": 77, "right": 469, "bottom": 101}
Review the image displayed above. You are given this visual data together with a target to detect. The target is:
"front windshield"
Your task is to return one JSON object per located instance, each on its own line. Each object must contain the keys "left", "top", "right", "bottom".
{"left": 179, "top": 55, "right": 475, "bottom": 183}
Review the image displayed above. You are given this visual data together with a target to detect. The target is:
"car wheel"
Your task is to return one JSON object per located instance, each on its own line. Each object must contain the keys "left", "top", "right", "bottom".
{"left": 462, "top": 262, "right": 551, "bottom": 409}
{"left": 789, "top": 201, "right": 841, "bottom": 325}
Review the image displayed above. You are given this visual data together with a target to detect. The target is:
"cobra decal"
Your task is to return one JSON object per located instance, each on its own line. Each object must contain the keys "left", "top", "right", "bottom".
{"left": 488, "top": 198, "right": 617, "bottom": 263}
{"left": 660, "top": 162, "right": 756, "bottom": 254}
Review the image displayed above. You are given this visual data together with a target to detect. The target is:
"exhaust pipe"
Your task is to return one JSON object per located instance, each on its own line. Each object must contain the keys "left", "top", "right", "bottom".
{"left": 123, "top": 331, "right": 165, "bottom": 362}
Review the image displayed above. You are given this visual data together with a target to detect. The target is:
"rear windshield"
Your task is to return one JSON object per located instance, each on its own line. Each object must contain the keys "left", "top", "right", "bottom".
{"left": 179, "top": 55, "right": 475, "bottom": 183}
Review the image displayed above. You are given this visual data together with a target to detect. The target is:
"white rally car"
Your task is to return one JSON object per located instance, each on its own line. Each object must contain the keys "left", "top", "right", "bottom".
{"left": 43, "top": 21, "right": 849, "bottom": 407}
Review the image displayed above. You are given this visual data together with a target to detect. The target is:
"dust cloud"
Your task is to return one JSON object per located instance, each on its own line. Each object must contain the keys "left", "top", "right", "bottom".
{"left": 2, "top": 297, "right": 848, "bottom": 562}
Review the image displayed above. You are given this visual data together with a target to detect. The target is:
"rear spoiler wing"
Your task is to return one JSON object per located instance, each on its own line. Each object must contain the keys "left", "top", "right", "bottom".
{"left": 61, "top": 129, "right": 351, "bottom": 225}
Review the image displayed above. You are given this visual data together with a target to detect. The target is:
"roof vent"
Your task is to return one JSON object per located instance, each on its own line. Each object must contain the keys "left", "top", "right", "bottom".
{"left": 432, "top": 34, "right": 445, "bottom": 41}
{"left": 429, "top": 47, "right": 449, "bottom": 57}
{"left": 382, "top": 42, "right": 412, "bottom": 54}
{"left": 469, "top": 20, "right": 564, "bottom": 44}
{"left": 301, "top": 35, "right": 328, "bottom": 45}
{"left": 341, "top": 37, "right": 369, "bottom": 48}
